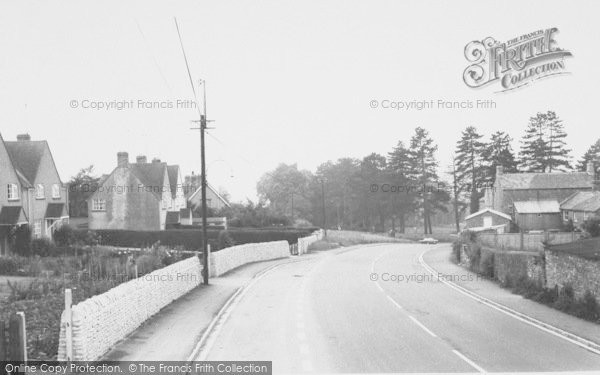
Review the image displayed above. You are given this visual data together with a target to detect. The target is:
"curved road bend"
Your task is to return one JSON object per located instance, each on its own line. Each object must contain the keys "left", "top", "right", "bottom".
{"left": 198, "top": 244, "right": 600, "bottom": 373}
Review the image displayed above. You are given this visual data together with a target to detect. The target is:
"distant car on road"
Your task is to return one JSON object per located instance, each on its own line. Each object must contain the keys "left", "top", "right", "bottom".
{"left": 418, "top": 237, "right": 439, "bottom": 244}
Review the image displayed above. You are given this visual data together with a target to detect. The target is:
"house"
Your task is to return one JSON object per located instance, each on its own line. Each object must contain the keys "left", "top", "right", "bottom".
{"left": 0, "top": 133, "right": 69, "bottom": 255}
{"left": 185, "top": 174, "right": 231, "bottom": 212}
{"left": 464, "top": 208, "right": 511, "bottom": 232}
{"left": 513, "top": 200, "right": 562, "bottom": 232}
{"left": 481, "top": 163, "right": 597, "bottom": 216}
{"left": 88, "top": 153, "right": 176, "bottom": 231}
{"left": 560, "top": 191, "right": 600, "bottom": 226}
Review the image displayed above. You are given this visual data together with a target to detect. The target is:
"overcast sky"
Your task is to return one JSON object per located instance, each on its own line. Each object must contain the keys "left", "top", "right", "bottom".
{"left": 1, "top": 0, "right": 599, "bottom": 202}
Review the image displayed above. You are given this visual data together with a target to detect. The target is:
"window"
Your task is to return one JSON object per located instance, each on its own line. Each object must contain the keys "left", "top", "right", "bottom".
{"left": 35, "top": 184, "right": 45, "bottom": 199}
{"left": 52, "top": 184, "right": 60, "bottom": 198}
{"left": 7, "top": 184, "right": 19, "bottom": 200}
{"left": 583, "top": 211, "right": 588, "bottom": 221}
{"left": 563, "top": 210, "right": 569, "bottom": 221}
{"left": 33, "top": 220, "right": 42, "bottom": 238}
{"left": 92, "top": 198, "right": 106, "bottom": 211}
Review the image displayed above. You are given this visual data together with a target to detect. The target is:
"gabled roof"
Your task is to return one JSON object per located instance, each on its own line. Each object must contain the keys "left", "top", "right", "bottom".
{"left": 497, "top": 172, "right": 593, "bottom": 190}
{"left": 187, "top": 182, "right": 231, "bottom": 208}
{"left": 45, "top": 203, "right": 67, "bottom": 218}
{"left": 165, "top": 211, "right": 180, "bottom": 225}
{"left": 465, "top": 208, "right": 512, "bottom": 221}
{"left": 130, "top": 162, "right": 168, "bottom": 198}
{"left": 560, "top": 191, "right": 600, "bottom": 212}
{"left": 4, "top": 140, "right": 47, "bottom": 185}
{"left": 514, "top": 200, "right": 560, "bottom": 214}
{"left": 167, "top": 165, "right": 180, "bottom": 199}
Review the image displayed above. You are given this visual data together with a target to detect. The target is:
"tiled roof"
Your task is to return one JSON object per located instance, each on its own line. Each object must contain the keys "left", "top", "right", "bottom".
{"left": 514, "top": 200, "right": 560, "bottom": 214}
{"left": 131, "top": 163, "right": 168, "bottom": 198}
{"left": 498, "top": 172, "right": 593, "bottom": 190}
{"left": 560, "top": 191, "right": 600, "bottom": 212}
{"left": 4, "top": 140, "right": 47, "bottom": 185}
{"left": 167, "top": 165, "right": 180, "bottom": 199}
{"left": 0, "top": 206, "right": 28, "bottom": 225}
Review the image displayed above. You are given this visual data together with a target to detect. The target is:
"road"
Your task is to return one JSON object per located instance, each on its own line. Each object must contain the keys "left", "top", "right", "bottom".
{"left": 197, "top": 244, "right": 600, "bottom": 373}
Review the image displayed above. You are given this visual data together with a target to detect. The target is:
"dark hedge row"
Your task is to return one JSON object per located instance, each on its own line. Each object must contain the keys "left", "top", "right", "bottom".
{"left": 68, "top": 227, "right": 315, "bottom": 251}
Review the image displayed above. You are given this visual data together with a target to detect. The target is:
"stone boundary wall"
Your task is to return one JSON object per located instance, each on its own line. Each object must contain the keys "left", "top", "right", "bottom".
{"left": 545, "top": 249, "right": 600, "bottom": 299}
{"left": 297, "top": 230, "right": 324, "bottom": 255}
{"left": 209, "top": 240, "right": 290, "bottom": 277}
{"left": 58, "top": 256, "right": 202, "bottom": 361}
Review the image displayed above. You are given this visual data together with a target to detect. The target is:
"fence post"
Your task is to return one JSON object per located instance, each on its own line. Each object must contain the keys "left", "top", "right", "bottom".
{"left": 520, "top": 231, "right": 524, "bottom": 251}
{"left": 9, "top": 312, "right": 27, "bottom": 362}
{"left": 207, "top": 244, "right": 211, "bottom": 278}
{"left": 64, "top": 289, "right": 73, "bottom": 362}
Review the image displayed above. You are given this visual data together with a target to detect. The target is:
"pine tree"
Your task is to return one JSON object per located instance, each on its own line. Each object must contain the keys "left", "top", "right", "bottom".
{"left": 577, "top": 139, "right": 600, "bottom": 172}
{"left": 519, "top": 111, "right": 572, "bottom": 172}
{"left": 454, "top": 126, "right": 486, "bottom": 214}
{"left": 407, "top": 127, "right": 442, "bottom": 234}
{"left": 482, "top": 131, "right": 518, "bottom": 182}
{"left": 387, "top": 141, "right": 414, "bottom": 233}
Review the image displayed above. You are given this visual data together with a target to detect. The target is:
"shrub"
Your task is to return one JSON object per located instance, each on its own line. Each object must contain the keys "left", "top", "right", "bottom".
{"left": 582, "top": 217, "right": 600, "bottom": 237}
{"left": 30, "top": 238, "right": 55, "bottom": 257}
{"left": 0, "top": 257, "right": 19, "bottom": 275}
{"left": 576, "top": 290, "right": 600, "bottom": 321}
{"left": 478, "top": 250, "right": 494, "bottom": 278}
{"left": 533, "top": 286, "right": 559, "bottom": 304}
{"left": 554, "top": 284, "right": 576, "bottom": 312}
{"left": 450, "top": 241, "right": 461, "bottom": 264}
{"left": 53, "top": 225, "right": 76, "bottom": 247}
{"left": 10, "top": 225, "right": 31, "bottom": 256}
{"left": 218, "top": 230, "right": 236, "bottom": 249}
{"left": 467, "top": 243, "right": 481, "bottom": 271}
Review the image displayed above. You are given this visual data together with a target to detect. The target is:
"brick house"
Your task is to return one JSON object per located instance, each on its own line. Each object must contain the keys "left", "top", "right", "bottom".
{"left": 185, "top": 174, "right": 231, "bottom": 212}
{"left": 0, "top": 133, "right": 69, "bottom": 255}
{"left": 481, "top": 163, "right": 596, "bottom": 218}
{"left": 560, "top": 191, "right": 600, "bottom": 226}
{"left": 87, "top": 152, "right": 180, "bottom": 231}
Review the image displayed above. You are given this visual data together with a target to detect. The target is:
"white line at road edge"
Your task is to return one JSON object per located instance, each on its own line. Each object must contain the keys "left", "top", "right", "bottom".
{"left": 186, "top": 258, "right": 309, "bottom": 362}
{"left": 452, "top": 350, "right": 486, "bottom": 373}
{"left": 408, "top": 315, "right": 438, "bottom": 338}
{"left": 418, "top": 250, "right": 600, "bottom": 356}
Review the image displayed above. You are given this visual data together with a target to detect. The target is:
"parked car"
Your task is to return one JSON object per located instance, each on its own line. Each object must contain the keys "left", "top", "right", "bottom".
{"left": 419, "top": 237, "right": 439, "bottom": 244}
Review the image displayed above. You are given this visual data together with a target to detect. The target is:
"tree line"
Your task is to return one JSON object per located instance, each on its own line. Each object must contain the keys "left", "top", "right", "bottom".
{"left": 256, "top": 111, "right": 600, "bottom": 234}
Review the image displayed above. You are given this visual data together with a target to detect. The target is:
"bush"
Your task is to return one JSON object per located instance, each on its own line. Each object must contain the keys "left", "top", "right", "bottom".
{"left": 577, "top": 291, "right": 600, "bottom": 321}
{"left": 582, "top": 217, "right": 600, "bottom": 237}
{"left": 218, "top": 230, "right": 236, "bottom": 249}
{"left": 10, "top": 225, "right": 31, "bottom": 256}
{"left": 0, "top": 257, "right": 19, "bottom": 274}
{"left": 467, "top": 243, "right": 481, "bottom": 271}
{"left": 30, "top": 238, "right": 55, "bottom": 257}
{"left": 450, "top": 241, "right": 461, "bottom": 264}
{"left": 554, "top": 284, "right": 576, "bottom": 312}
{"left": 478, "top": 250, "right": 494, "bottom": 278}
{"left": 53, "top": 225, "right": 76, "bottom": 247}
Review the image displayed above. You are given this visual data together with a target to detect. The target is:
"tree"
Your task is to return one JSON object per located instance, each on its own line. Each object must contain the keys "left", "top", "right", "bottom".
{"left": 448, "top": 155, "right": 468, "bottom": 233}
{"left": 256, "top": 163, "right": 312, "bottom": 222}
{"left": 482, "top": 131, "right": 518, "bottom": 183}
{"left": 67, "top": 166, "right": 100, "bottom": 217}
{"left": 454, "top": 126, "right": 486, "bottom": 214}
{"left": 406, "top": 127, "right": 444, "bottom": 234}
{"left": 387, "top": 141, "right": 415, "bottom": 233}
{"left": 577, "top": 139, "right": 600, "bottom": 173}
{"left": 519, "top": 111, "right": 572, "bottom": 172}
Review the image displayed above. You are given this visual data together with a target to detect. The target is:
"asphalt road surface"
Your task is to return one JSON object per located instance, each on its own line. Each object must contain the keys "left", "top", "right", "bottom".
{"left": 198, "top": 243, "right": 600, "bottom": 373}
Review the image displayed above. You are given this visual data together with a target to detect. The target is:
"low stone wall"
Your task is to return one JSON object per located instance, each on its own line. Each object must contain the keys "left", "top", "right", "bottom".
{"left": 57, "top": 256, "right": 202, "bottom": 361}
{"left": 494, "top": 251, "right": 544, "bottom": 287}
{"left": 209, "top": 240, "right": 290, "bottom": 277}
{"left": 545, "top": 250, "right": 600, "bottom": 299}
{"left": 297, "top": 230, "right": 324, "bottom": 255}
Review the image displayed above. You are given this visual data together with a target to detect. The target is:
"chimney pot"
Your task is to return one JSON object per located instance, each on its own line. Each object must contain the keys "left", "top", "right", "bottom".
{"left": 136, "top": 155, "right": 147, "bottom": 164}
{"left": 17, "top": 134, "right": 31, "bottom": 141}
{"left": 117, "top": 152, "right": 129, "bottom": 168}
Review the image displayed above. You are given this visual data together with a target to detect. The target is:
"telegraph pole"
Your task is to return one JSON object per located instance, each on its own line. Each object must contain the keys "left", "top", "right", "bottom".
{"left": 191, "top": 81, "right": 211, "bottom": 285}
{"left": 318, "top": 178, "right": 327, "bottom": 238}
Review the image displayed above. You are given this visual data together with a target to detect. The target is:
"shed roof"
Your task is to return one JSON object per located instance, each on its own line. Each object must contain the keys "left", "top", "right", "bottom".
{"left": 560, "top": 191, "right": 600, "bottom": 212}
{"left": 514, "top": 200, "right": 560, "bottom": 214}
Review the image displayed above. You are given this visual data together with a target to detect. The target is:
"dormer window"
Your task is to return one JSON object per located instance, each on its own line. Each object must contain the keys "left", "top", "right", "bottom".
{"left": 52, "top": 184, "right": 60, "bottom": 199}
{"left": 35, "top": 184, "right": 45, "bottom": 199}
{"left": 7, "top": 184, "right": 19, "bottom": 200}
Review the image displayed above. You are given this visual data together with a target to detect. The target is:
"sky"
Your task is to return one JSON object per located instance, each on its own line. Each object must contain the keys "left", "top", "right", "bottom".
{"left": 1, "top": 0, "right": 599, "bottom": 202}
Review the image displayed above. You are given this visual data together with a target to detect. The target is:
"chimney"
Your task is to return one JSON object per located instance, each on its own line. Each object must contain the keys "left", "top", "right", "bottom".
{"left": 17, "top": 134, "right": 31, "bottom": 141}
{"left": 152, "top": 158, "right": 161, "bottom": 163}
{"left": 496, "top": 165, "right": 504, "bottom": 177}
{"left": 136, "top": 155, "right": 147, "bottom": 164}
{"left": 117, "top": 152, "right": 129, "bottom": 168}
{"left": 587, "top": 161, "right": 595, "bottom": 176}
